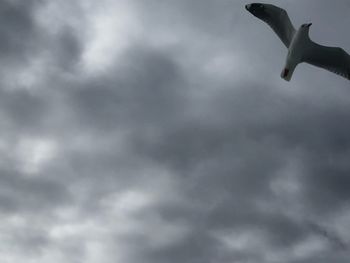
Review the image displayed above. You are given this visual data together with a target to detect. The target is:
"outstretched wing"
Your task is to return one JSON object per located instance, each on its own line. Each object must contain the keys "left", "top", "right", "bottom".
{"left": 246, "top": 3, "right": 296, "bottom": 47}
{"left": 304, "top": 42, "right": 350, "bottom": 80}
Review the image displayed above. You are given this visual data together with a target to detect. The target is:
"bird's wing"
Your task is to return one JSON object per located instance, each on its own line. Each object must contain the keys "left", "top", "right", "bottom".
{"left": 303, "top": 42, "right": 350, "bottom": 80}
{"left": 247, "top": 4, "right": 296, "bottom": 47}
{"left": 264, "top": 5, "right": 296, "bottom": 47}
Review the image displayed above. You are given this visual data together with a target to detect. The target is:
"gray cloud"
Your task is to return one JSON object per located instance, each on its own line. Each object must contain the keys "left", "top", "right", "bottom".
{"left": 0, "top": 1, "right": 38, "bottom": 58}
{"left": 0, "top": 0, "right": 350, "bottom": 262}
{"left": 306, "top": 221, "right": 349, "bottom": 251}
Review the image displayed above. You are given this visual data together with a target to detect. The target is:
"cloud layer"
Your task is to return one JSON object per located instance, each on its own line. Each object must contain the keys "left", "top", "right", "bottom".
{"left": 1, "top": 0, "right": 350, "bottom": 262}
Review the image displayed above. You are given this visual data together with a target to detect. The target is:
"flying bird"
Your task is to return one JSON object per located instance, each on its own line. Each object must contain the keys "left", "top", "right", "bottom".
{"left": 245, "top": 3, "right": 350, "bottom": 81}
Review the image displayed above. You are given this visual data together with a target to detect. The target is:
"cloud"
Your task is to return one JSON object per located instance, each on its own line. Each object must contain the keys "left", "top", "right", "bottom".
{"left": 306, "top": 221, "right": 348, "bottom": 251}
{"left": 0, "top": 0, "right": 350, "bottom": 262}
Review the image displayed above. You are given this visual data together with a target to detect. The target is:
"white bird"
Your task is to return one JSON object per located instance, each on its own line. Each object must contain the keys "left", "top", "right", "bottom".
{"left": 245, "top": 3, "right": 350, "bottom": 81}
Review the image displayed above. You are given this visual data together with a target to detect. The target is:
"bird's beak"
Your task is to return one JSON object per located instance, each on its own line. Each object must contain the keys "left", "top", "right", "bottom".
{"left": 245, "top": 4, "right": 251, "bottom": 11}
{"left": 307, "top": 23, "right": 312, "bottom": 27}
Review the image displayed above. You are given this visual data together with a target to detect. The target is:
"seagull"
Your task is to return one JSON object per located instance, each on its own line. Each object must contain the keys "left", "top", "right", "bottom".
{"left": 245, "top": 3, "right": 350, "bottom": 81}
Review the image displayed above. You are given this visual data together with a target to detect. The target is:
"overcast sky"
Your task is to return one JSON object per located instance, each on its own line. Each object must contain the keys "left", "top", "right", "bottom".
{"left": 1, "top": 0, "right": 350, "bottom": 262}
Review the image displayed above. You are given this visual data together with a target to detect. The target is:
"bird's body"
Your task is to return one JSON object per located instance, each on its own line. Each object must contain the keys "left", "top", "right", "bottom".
{"left": 245, "top": 3, "right": 350, "bottom": 81}
{"left": 282, "top": 23, "right": 312, "bottom": 81}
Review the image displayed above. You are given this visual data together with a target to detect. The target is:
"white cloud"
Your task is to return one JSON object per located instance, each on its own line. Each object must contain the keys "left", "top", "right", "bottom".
{"left": 81, "top": 0, "right": 140, "bottom": 73}
{"left": 14, "top": 136, "right": 58, "bottom": 175}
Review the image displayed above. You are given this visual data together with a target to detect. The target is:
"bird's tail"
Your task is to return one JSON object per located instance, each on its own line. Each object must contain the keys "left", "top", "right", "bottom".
{"left": 281, "top": 67, "right": 295, "bottom": 81}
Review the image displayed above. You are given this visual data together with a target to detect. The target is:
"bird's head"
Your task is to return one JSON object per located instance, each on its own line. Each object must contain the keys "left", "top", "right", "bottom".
{"left": 298, "top": 23, "right": 312, "bottom": 36}
{"left": 300, "top": 23, "right": 312, "bottom": 30}
{"left": 245, "top": 3, "right": 270, "bottom": 20}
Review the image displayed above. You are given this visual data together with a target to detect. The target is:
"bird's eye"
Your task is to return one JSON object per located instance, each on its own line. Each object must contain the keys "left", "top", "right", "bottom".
{"left": 259, "top": 4, "right": 264, "bottom": 8}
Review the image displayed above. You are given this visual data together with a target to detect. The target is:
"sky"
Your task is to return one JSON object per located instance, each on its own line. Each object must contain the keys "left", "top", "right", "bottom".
{"left": 1, "top": 0, "right": 350, "bottom": 262}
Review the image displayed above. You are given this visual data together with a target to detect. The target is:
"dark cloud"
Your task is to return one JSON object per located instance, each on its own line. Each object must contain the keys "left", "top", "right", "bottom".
{"left": 0, "top": 1, "right": 38, "bottom": 58}
{"left": 0, "top": 0, "right": 350, "bottom": 262}
{"left": 51, "top": 26, "right": 82, "bottom": 71}
{"left": 66, "top": 45, "right": 187, "bottom": 131}
{"left": 0, "top": 169, "right": 72, "bottom": 214}
{"left": 306, "top": 221, "right": 349, "bottom": 251}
